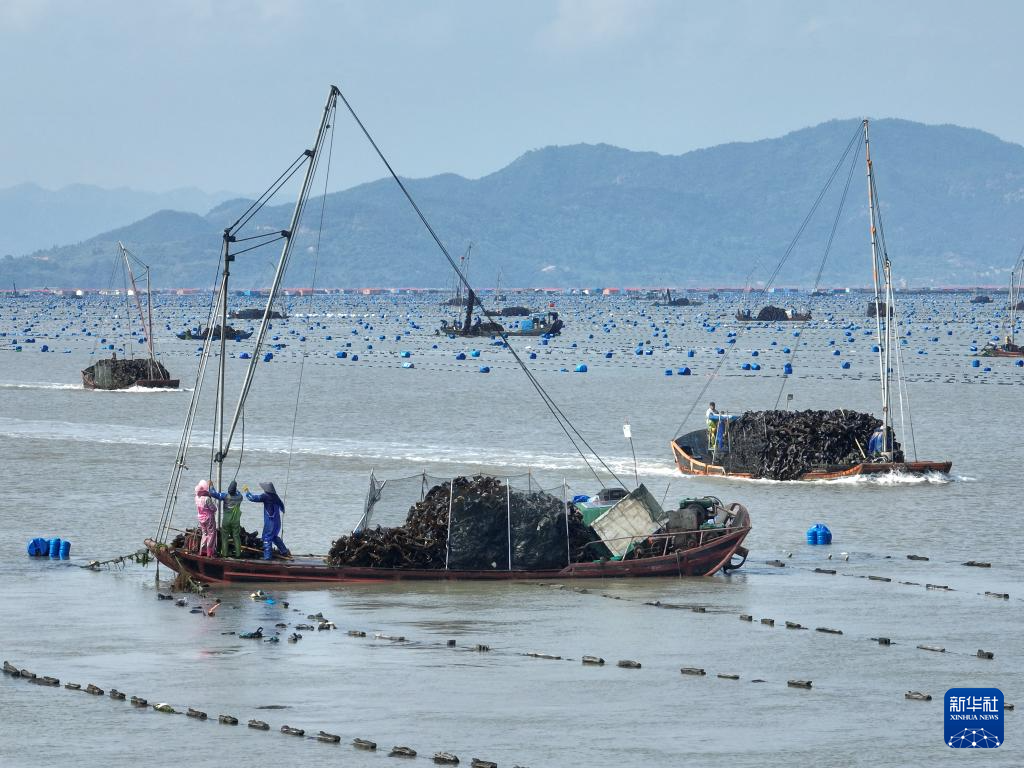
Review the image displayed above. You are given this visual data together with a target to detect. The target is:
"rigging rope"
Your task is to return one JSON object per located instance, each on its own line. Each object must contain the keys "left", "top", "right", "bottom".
{"left": 284, "top": 101, "right": 336, "bottom": 502}
{"left": 673, "top": 121, "right": 864, "bottom": 438}
{"left": 334, "top": 86, "right": 625, "bottom": 489}
{"left": 774, "top": 137, "right": 862, "bottom": 408}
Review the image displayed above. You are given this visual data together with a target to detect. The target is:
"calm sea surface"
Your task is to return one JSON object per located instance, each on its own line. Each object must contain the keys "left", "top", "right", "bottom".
{"left": 1, "top": 292, "right": 1020, "bottom": 766}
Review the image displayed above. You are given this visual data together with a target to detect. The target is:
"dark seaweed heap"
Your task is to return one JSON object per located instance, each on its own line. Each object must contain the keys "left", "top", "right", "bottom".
{"left": 328, "top": 475, "right": 597, "bottom": 570}
{"left": 170, "top": 527, "right": 262, "bottom": 558}
{"left": 84, "top": 358, "right": 171, "bottom": 388}
{"left": 724, "top": 409, "right": 899, "bottom": 480}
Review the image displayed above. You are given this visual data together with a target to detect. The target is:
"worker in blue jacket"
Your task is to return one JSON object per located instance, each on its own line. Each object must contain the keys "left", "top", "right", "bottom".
{"left": 245, "top": 481, "right": 290, "bottom": 560}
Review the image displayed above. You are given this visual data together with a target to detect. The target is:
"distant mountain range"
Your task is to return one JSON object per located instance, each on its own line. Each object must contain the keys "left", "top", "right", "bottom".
{"left": 0, "top": 183, "right": 238, "bottom": 259}
{"left": 4, "top": 118, "right": 1024, "bottom": 289}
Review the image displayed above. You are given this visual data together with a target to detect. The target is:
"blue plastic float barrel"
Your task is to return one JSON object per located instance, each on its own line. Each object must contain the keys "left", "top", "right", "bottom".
{"left": 49, "top": 537, "right": 62, "bottom": 559}
{"left": 60, "top": 540, "right": 71, "bottom": 559}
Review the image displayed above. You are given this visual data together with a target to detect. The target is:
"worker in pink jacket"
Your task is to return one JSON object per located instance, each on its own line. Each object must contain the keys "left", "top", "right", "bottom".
{"left": 194, "top": 480, "right": 218, "bottom": 557}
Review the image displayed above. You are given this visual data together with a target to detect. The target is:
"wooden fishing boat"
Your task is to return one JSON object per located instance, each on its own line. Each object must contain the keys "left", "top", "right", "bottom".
{"left": 82, "top": 242, "right": 178, "bottom": 390}
{"left": 981, "top": 247, "right": 1024, "bottom": 357}
{"left": 736, "top": 307, "right": 811, "bottom": 322}
{"left": 176, "top": 324, "right": 253, "bottom": 341}
{"left": 145, "top": 527, "right": 749, "bottom": 584}
{"left": 670, "top": 432, "right": 951, "bottom": 480}
{"left": 149, "top": 86, "right": 752, "bottom": 586}
{"left": 671, "top": 119, "right": 951, "bottom": 482}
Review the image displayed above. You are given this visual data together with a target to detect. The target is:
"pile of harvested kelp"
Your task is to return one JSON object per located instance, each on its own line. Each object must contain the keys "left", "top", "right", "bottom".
{"left": 723, "top": 409, "right": 898, "bottom": 480}
{"left": 83, "top": 358, "right": 171, "bottom": 389}
{"left": 171, "top": 527, "right": 263, "bottom": 558}
{"left": 328, "top": 475, "right": 598, "bottom": 570}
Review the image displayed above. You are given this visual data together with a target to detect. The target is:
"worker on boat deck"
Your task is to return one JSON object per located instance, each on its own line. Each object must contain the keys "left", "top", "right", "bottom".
{"left": 194, "top": 480, "right": 218, "bottom": 558}
{"left": 867, "top": 426, "right": 887, "bottom": 457}
{"left": 210, "top": 480, "right": 244, "bottom": 558}
{"left": 706, "top": 403, "right": 738, "bottom": 454}
{"left": 245, "top": 481, "right": 290, "bottom": 561}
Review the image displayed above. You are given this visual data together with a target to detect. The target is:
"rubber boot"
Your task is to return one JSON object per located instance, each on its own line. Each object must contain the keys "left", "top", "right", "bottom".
{"left": 263, "top": 540, "right": 273, "bottom": 560}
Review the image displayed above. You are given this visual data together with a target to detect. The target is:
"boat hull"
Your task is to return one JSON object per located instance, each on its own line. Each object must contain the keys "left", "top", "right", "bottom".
{"left": 670, "top": 441, "right": 951, "bottom": 480}
{"left": 980, "top": 345, "right": 1024, "bottom": 358}
{"left": 144, "top": 529, "right": 750, "bottom": 585}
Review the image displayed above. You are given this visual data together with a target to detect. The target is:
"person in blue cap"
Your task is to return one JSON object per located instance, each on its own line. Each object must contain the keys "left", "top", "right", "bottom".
{"left": 245, "top": 481, "right": 290, "bottom": 560}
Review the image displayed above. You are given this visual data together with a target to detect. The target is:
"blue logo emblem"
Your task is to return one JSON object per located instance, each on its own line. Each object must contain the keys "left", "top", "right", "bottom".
{"left": 945, "top": 688, "right": 1004, "bottom": 748}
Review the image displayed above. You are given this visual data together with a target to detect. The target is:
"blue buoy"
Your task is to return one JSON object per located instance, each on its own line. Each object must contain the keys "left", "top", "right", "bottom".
{"left": 470, "top": 349, "right": 481, "bottom": 358}
{"left": 263, "top": 352, "right": 273, "bottom": 362}
{"left": 240, "top": 352, "right": 251, "bottom": 359}
{"left": 49, "top": 537, "right": 62, "bottom": 559}
{"left": 751, "top": 363, "right": 761, "bottom": 371}
{"left": 26, "top": 538, "right": 49, "bottom": 557}
{"left": 741, "top": 363, "right": 751, "bottom": 370}
{"left": 783, "top": 362, "right": 793, "bottom": 375}
{"left": 455, "top": 352, "right": 466, "bottom": 360}
{"left": 664, "top": 369, "right": 673, "bottom": 376}
{"left": 841, "top": 361, "right": 851, "bottom": 369}
{"left": 971, "top": 359, "right": 980, "bottom": 368}
{"left": 400, "top": 351, "right": 411, "bottom": 358}
{"left": 401, "top": 362, "right": 415, "bottom": 369}
{"left": 335, "top": 351, "right": 347, "bottom": 359}
{"left": 529, "top": 352, "right": 537, "bottom": 360}
{"left": 687, "top": 349, "right": 695, "bottom": 357}
{"left": 351, "top": 355, "right": 359, "bottom": 361}
{"left": 59, "top": 540, "right": 71, "bottom": 559}
{"left": 40, "top": 344, "right": 48, "bottom": 352}
{"left": 751, "top": 350, "right": 758, "bottom": 357}
{"left": 678, "top": 367, "right": 691, "bottom": 376}
{"left": 604, "top": 352, "right": 613, "bottom": 359}
{"left": 1016, "top": 360, "right": 1024, "bottom": 368}
{"left": 479, "top": 366, "right": 490, "bottom": 373}
{"left": 574, "top": 364, "right": 588, "bottom": 373}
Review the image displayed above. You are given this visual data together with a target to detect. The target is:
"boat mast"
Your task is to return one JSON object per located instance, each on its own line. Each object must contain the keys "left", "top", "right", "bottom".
{"left": 213, "top": 231, "right": 232, "bottom": 516}
{"left": 118, "top": 242, "right": 157, "bottom": 371}
{"left": 219, "top": 85, "right": 339, "bottom": 464}
{"left": 864, "top": 119, "right": 892, "bottom": 457}
{"left": 1008, "top": 247, "right": 1024, "bottom": 346}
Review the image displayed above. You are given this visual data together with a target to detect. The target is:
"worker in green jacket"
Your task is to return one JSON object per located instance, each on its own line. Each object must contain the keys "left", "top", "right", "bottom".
{"left": 210, "top": 481, "right": 244, "bottom": 558}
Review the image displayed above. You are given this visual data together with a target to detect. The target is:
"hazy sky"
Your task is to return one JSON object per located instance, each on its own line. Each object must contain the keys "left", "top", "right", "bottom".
{"left": 2, "top": 0, "right": 1021, "bottom": 194}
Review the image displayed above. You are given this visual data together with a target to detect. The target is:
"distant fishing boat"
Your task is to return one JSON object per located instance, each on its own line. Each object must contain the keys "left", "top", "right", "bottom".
{"left": 735, "top": 306, "right": 811, "bottom": 322}
{"left": 229, "top": 307, "right": 287, "bottom": 320}
{"left": 146, "top": 86, "right": 750, "bottom": 584}
{"left": 176, "top": 324, "right": 253, "bottom": 341}
{"left": 672, "top": 119, "right": 951, "bottom": 481}
{"left": 81, "top": 242, "right": 178, "bottom": 390}
{"left": 981, "top": 246, "right": 1024, "bottom": 357}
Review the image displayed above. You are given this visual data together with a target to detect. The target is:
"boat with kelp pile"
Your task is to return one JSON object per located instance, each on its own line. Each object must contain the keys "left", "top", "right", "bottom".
{"left": 671, "top": 119, "right": 951, "bottom": 481}
{"left": 176, "top": 324, "right": 253, "bottom": 341}
{"left": 229, "top": 308, "right": 287, "bottom": 320}
{"left": 671, "top": 409, "right": 949, "bottom": 480}
{"left": 147, "top": 474, "right": 748, "bottom": 583}
{"left": 981, "top": 245, "right": 1024, "bottom": 357}
{"left": 81, "top": 242, "right": 178, "bottom": 390}
{"left": 147, "top": 85, "right": 751, "bottom": 585}
{"left": 735, "top": 306, "right": 811, "bottom": 322}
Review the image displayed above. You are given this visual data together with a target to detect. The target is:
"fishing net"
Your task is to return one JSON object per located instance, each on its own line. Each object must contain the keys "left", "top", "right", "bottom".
{"left": 327, "top": 473, "right": 596, "bottom": 571}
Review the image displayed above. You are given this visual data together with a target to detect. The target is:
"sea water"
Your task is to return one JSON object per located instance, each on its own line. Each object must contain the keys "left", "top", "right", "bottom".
{"left": 0, "top": 292, "right": 1021, "bottom": 767}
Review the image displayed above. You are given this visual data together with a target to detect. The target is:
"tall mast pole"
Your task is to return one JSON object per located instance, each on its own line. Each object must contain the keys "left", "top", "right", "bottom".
{"left": 119, "top": 242, "right": 155, "bottom": 363}
{"left": 213, "top": 233, "right": 232, "bottom": 521}
{"left": 864, "top": 119, "right": 891, "bottom": 456}
{"left": 220, "top": 85, "right": 339, "bottom": 460}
